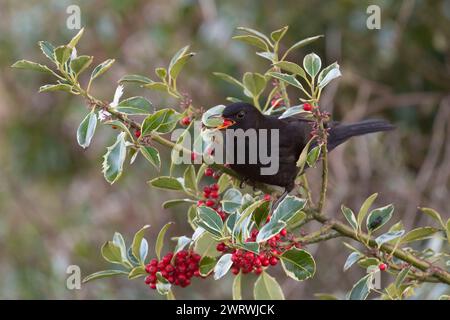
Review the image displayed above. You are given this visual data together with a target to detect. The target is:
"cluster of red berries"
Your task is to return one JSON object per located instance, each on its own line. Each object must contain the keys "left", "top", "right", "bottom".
{"left": 144, "top": 250, "right": 201, "bottom": 289}
{"left": 216, "top": 227, "right": 298, "bottom": 275}
{"left": 180, "top": 116, "right": 191, "bottom": 126}
{"left": 197, "top": 168, "right": 226, "bottom": 220}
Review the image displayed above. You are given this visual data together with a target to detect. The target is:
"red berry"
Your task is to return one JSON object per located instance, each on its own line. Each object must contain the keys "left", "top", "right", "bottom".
{"left": 149, "top": 283, "right": 157, "bottom": 289}
{"left": 280, "top": 229, "right": 287, "bottom": 237}
{"left": 203, "top": 186, "right": 211, "bottom": 194}
{"left": 181, "top": 116, "right": 191, "bottom": 126}
{"left": 148, "top": 266, "right": 157, "bottom": 274}
{"left": 206, "top": 200, "right": 215, "bottom": 207}
{"left": 262, "top": 258, "right": 270, "bottom": 267}
{"left": 254, "top": 267, "right": 263, "bottom": 275}
{"left": 134, "top": 130, "right": 141, "bottom": 138}
{"left": 144, "top": 275, "right": 152, "bottom": 284}
{"left": 194, "top": 270, "right": 200, "bottom": 277}
{"left": 205, "top": 168, "right": 214, "bottom": 177}
{"left": 379, "top": 263, "right": 387, "bottom": 271}
{"left": 216, "top": 243, "right": 226, "bottom": 252}
{"left": 211, "top": 184, "right": 219, "bottom": 191}
{"left": 263, "top": 194, "right": 271, "bottom": 201}
{"left": 150, "top": 259, "right": 158, "bottom": 266}
{"left": 191, "top": 153, "right": 198, "bottom": 162}
{"left": 197, "top": 200, "right": 205, "bottom": 206}
{"left": 303, "top": 103, "right": 312, "bottom": 111}
{"left": 213, "top": 172, "right": 221, "bottom": 179}
{"left": 231, "top": 267, "right": 240, "bottom": 275}
{"left": 210, "top": 191, "right": 219, "bottom": 199}
{"left": 269, "top": 257, "right": 278, "bottom": 266}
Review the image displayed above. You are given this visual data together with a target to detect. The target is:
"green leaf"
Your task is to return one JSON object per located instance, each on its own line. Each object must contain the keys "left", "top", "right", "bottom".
{"left": 83, "top": 270, "right": 128, "bottom": 283}
{"left": 90, "top": 59, "right": 115, "bottom": 81}
{"left": 286, "top": 211, "right": 307, "bottom": 231}
{"left": 306, "top": 145, "right": 321, "bottom": 167}
{"left": 267, "top": 72, "right": 304, "bottom": 90}
{"left": 283, "top": 35, "right": 323, "bottom": 58}
{"left": 162, "top": 198, "right": 195, "bottom": 209}
{"left": 115, "top": 96, "right": 153, "bottom": 115}
{"left": 119, "top": 74, "right": 152, "bottom": 85}
{"left": 235, "top": 242, "right": 259, "bottom": 254}
{"left": 194, "top": 232, "right": 221, "bottom": 257}
{"left": 102, "top": 132, "right": 127, "bottom": 184}
{"left": 141, "top": 109, "right": 180, "bottom": 135}
{"left": 102, "top": 132, "right": 130, "bottom": 184}
{"left": 213, "top": 253, "right": 233, "bottom": 280}
{"left": 303, "top": 53, "right": 321, "bottom": 78}
{"left": 318, "top": 62, "right": 341, "bottom": 88}
{"left": 252, "top": 201, "right": 271, "bottom": 228}
{"left": 272, "top": 195, "right": 306, "bottom": 223}
{"left": 233, "top": 200, "right": 264, "bottom": 233}
{"left": 256, "top": 220, "right": 286, "bottom": 243}
{"left": 446, "top": 219, "right": 450, "bottom": 245}
{"left": 202, "top": 104, "right": 226, "bottom": 127}
{"left": 197, "top": 206, "right": 224, "bottom": 238}
{"left": 155, "top": 223, "right": 172, "bottom": 260}
{"left": 128, "top": 266, "right": 147, "bottom": 279}
{"left": 357, "top": 193, "right": 378, "bottom": 229}
{"left": 155, "top": 67, "right": 167, "bottom": 80}
{"left": 11, "top": 60, "right": 54, "bottom": 75}
{"left": 77, "top": 110, "right": 97, "bottom": 149}
{"left": 256, "top": 51, "right": 276, "bottom": 62}
{"left": 70, "top": 55, "right": 93, "bottom": 76}
{"left": 280, "top": 248, "right": 315, "bottom": 281}
{"left": 183, "top": 165, "right": 197, "bottom": 192}
{"left": 270, "top": 26, "right": 288, "bottom": 42}
{"left": 140, "top": 146, "right": 161, "bottom": 170}
{"left": 343, "top": 251, "right": 362, "bottom": 271}
{"left": 232, "top": 271, "right": 242, "bottom": 300}
{"left": 67, "top": 27, "right": 84, "bottom": 48}
{"left": 314, "top": 293, "right": 339, "bottom": 300}
{"left": 142, "top": 81, "right": 168, "bottom": 92}
{"left": 112, "top": 232, "right": 128, "bottom": 263}
{"left": 243, "top": 72, "right": 267, "bottom": 98}
{"left": 39, "top": 84, "right": 73, "bottom": 93}
{"left": 274, "top": 61, "right": 307, "bottom": 79}
{"left": 419, "top": 207, "right": 445, "bottom": 228}
{"left": 375, "top": 230, "right": 405, "bottom": 247}
{"left": 401, "top": 227, "right": 439, "bottom": 244}
{"left": 236, "top": 27, "right": 272, "bottom": 47}
{"left": 131, "top": 225, "right": 150, "bottom": 263}
{"left": 213, "top": 72, "right": 244, "bottom": 89}
{"left": 221, "top": 188, "right": 242, "bottom": 214}
{"left": 38, "top": 41, "right": 56, "bottom": 62}
{"left": 103, "top": 120, "right": 133, "bottom": 139}
{"left": 149, "top": 176, "right": 183, "bottom": 191}
{"left": 348, "top": 273, "right": 373, "bottom": 300}
{"left": 233, "top": 35, "right": 268, "bottom": 51}
{"left": 254, "top": 271, "right": 285, "bottom": 300}
{"left": 341, "top": 205, "right": 357, "bottom": 230}
{"left": 278, "top": 104, "right": 310, "bottom": 119}
{"left": 174, "top": 236, "right": 191, "bottom": 254}
{"left": 358, "top": 258, "right": 379, "bottom": 269}
{"left": 156, "top": 273, "right": 172, "bottom": 295}
{"left": 54, "top": 45, "right": 71, "bottom": 66}
{"left": 169, "top": 52, "right": 195, "bottom": 80}
{"left": 101, "top": 241, "right": 123, "bottom": 264}
{"left": 199, "top": 256, "right": 216, "bottom": 276}
{"left": 394, "top": 266, "right": 411, "bottom": 289}
{"left": 168, "top": 45, "right": 189, "bottom": 73}
{"left": 366, "top": 204, "right": 394, "bottom": 232}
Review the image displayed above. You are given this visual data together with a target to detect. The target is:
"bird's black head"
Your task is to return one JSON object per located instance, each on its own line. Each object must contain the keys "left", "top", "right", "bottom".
{"left": 219, "top": 102, "right": 263, "bottom": 130}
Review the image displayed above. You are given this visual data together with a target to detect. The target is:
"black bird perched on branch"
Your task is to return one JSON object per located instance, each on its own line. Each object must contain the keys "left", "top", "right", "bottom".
{"left": 217, "top": 102, "right": 394, "bottom": 203}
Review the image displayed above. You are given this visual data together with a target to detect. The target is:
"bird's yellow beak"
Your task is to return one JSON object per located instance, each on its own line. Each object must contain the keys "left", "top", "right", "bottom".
{"left": 217, "top": 118, "right": 235, "bottom": 130}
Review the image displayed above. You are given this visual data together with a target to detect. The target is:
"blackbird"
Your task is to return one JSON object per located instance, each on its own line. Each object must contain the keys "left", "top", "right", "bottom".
{"left": 217, "top": 102, "right": 394, "bottom": 201}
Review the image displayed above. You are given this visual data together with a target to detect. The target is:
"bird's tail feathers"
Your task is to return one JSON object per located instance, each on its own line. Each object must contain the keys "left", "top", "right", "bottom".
{"left": 328, "top": 119, "right": 395, "bottom": 150}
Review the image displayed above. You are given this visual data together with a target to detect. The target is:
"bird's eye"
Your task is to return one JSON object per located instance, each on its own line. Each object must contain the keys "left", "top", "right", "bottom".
{"left": 237, "top": 111, "right": 245, "bottom": 119}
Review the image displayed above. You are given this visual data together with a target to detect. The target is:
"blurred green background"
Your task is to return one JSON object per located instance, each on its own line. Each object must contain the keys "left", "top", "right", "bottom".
{"left": 0, "top": 0, "right": 449, "bottom": 299}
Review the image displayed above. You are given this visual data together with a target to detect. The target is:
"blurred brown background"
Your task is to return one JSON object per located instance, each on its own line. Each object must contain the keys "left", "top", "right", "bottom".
{"left": 0, "top": 0, "right": 449, "bottom": 299}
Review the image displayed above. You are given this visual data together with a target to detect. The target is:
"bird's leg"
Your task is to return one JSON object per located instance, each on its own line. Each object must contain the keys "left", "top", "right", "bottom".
{"left": 239, "top": 177, "right": 250, "bottom": 189}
